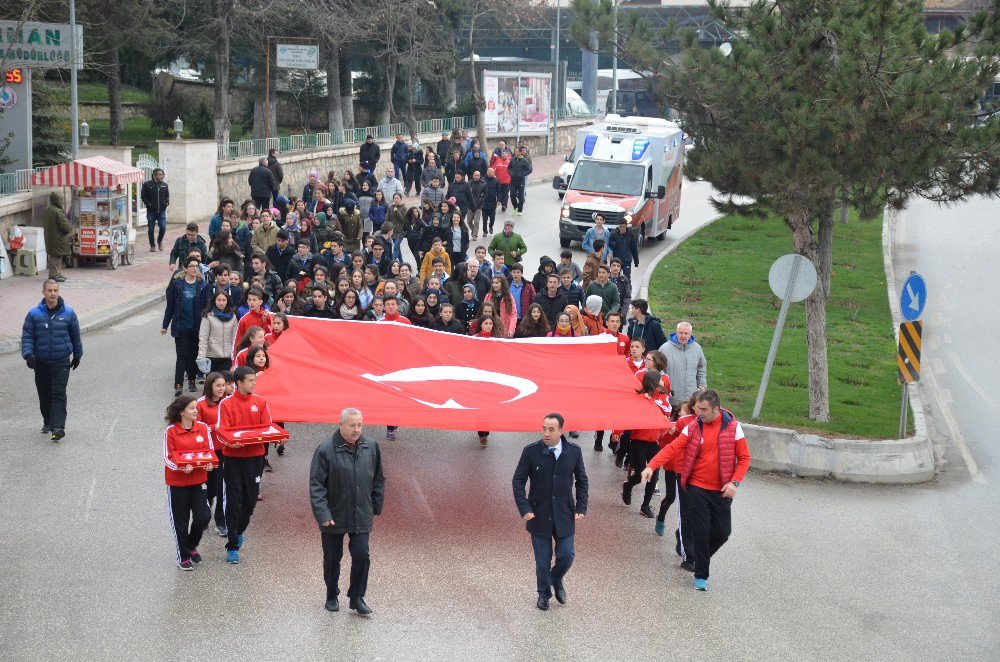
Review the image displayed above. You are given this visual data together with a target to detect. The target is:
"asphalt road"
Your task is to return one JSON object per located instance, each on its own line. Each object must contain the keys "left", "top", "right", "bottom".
{"left": 1, "top": 184, "right": 997, "bottom": 661}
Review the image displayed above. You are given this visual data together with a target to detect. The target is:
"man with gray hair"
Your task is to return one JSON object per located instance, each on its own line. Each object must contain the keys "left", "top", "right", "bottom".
{"left": 660, "top": 321, "right": 708, "bottom": 408}
{"left": 248, "top": 157, "right": 277, "bottom": 211}
{"left": 310, "top": 408, "right": 385, "bottom": 616}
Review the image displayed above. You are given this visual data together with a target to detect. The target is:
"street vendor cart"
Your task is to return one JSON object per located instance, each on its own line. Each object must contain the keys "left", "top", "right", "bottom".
{"left": 31, "top": 156, "right": 144, "bottom": 270}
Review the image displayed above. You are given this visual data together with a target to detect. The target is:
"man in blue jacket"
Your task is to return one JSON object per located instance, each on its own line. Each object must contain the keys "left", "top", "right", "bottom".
{"left": 21, "top": 280, "right": 83, "bottom": 442}
{"left": 512, "top": 413, "right": 589, "bottom": 611}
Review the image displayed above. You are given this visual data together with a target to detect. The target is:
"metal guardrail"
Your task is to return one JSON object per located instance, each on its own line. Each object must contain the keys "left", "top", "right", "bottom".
{"left": 0, "top": 168, "right": 43, "bottom": 198}
{"left": 217, "top": 116, "right": 478, "bottom": 161}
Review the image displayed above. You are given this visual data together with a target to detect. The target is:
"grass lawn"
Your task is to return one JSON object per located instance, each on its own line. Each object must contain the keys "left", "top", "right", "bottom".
{"left": 76, "top": 82, "right": 150, "bottom": 104}
{"left": 647, "top": 211, "right": 905, "bottom": 439}
{"left": 85, "top": 117, "right": 166, "bottom": 158}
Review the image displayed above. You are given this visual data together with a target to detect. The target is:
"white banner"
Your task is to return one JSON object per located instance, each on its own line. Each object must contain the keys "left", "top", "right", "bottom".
{"left": 0, "top": 20, "right": 83, "bottom": 70}
{"left": 483, "top": 70, "right": 551, "bottom": 137}
{"left": 276, "top": 43, "right": 319, "bottom": 70}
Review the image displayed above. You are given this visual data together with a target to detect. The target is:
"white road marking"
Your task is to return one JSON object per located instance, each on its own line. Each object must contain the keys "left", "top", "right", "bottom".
{"left": 944, "top": 334, "right": 952, "bottom": 344}
{"left": 931, "top": 357, "right": 946, "bottom": 375}
{"left": 948, "top": 351, "right": 1000, "bottom": 413}
{"left": 922, "top": 367, "right": 986, "bottom": 484}
{"left": 83, "top": 477, "right": 97, "bottom": 521}
{"left": 406, "top": 476, "right": 436, "bottom": 523}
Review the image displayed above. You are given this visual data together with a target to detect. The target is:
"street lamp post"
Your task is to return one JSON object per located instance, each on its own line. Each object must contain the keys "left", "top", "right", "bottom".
{"left": 80, "top": 120, "right": 89, "bottom": 146}
{"left": 69, "top": 0, "right": 79, "bottom": 158}
{"left": 174, "top": 116, "right": 184, "bottom": 140}
{"left": 611, "top": 0, "right": 618, "bottom": 115}
{"left": 552, "top": 0, "right": 561, "bottom": 155}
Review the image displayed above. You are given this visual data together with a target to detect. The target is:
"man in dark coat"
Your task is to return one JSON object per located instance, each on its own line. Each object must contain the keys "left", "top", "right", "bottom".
{"left": 266, "top": 148, "right": 284, "bottom": 198}
{"left": 512, "top": 413, "right": 588, "bottom": 611}
{"left": 248, "top": 157, "right": 276, "bottom": 210}
{"left": 140, "top": 168, "right": 170, "bottom": 252}
{"left": 532, "top": 273, "right": 569, "bottom": 328}
{"left": 43, "top": 191, "right": 72, "bottom": 282}
{"left": 359, "top": 135, "right": 381, "bottom": 172}
{"left": 310, "top": 408, "right": 385, "bottom": 616}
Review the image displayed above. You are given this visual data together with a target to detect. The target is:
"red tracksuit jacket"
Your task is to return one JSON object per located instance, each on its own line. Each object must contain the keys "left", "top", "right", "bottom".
{"left": 216, "top": 390, "right": 272, "bottom": 458}
{"left": 164, "top": 421, "right": 215, "bottom": 487}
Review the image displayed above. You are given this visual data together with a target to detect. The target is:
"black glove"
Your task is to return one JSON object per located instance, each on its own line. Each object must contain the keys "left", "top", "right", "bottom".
{"left": 71, "top": 356, "right": 80, "bottom": 370}
{"left": 25, "top": 355, "right": 34, "bottom": 370}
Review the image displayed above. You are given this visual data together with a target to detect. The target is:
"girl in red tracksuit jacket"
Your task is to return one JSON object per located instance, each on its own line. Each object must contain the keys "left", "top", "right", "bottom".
{"left": 655, "top": 394, "right": 698, "bottom": 538}
{"left": 164, "top": 394, "right": 216, "bottom": 570}
{"left": 198, "top": 372, "right": 232, "bottom": 537}
{"left": 234, "top": 326, "right": 266, "bottom": 367}
{"left": 605, "top": 312, "right": 630, "bottom": 356}
{"left": 621, "top": 370, "right": 672, "bottom": 518}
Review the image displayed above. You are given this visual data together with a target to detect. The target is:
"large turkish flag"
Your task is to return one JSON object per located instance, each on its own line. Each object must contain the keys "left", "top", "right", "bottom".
{"left": 255, "top": 317, "right": 667, "bottom": 432}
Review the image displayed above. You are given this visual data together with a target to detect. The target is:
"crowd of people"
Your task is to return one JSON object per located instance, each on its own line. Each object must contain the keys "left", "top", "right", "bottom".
{"left": 146, "top": 127, "right": 747, "bottom": 605}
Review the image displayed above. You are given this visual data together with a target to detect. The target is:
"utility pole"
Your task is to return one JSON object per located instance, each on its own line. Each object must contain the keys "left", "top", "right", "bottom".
{"left": 69, "top": 0, "right": 79, "bottom": 158}
{"left": 552, "top": 0, "right": 561, "bottom": 154}
{"left": 611, "top": 0, "right": 618, "bottom": 115}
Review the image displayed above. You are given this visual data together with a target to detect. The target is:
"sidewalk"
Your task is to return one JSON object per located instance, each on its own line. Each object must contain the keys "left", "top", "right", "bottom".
{"left": 0, "top": 155, "right": 566, "bottom": 354}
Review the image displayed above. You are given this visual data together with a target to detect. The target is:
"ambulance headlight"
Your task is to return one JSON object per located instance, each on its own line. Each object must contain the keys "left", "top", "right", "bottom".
{"left": 561, "top": 205, "right": 570, "bottom": 219}
{"left": 624, "top": 214, "right": 633, "bottom": 223}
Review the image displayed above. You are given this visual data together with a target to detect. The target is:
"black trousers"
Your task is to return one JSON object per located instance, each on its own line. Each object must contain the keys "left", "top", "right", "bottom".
{"left": 510, "top": 180, "right": 526, "bottom": 212}
{"left": 252, "top": 196, "right": 270, "bottom": 212}
{"left": 614, "top": 429, "right": 632, "bottom": 467}
{"left": 656, "top": 470, "right": 678, "bottom": 520}
{"left": 322, "top": 531, "right": 371, "bottom": 599}
{"left": 174, "top": 331, "right": 199, "bottom": 385}
{"left": 499, "top": 183, "right": 510, "bottom": 209}
{"left": 482, "top": 206, "right": 496, "bottom": 234}
{"left": 34, "top": 359, "right": 70, "bottom": 430}
{"left": 205, "top": 455, "right": 226, "bottom": 528}
{"left": 209, "top": 357, "right": 232, "bottom": 372}
{"left": 623, "top": 440, "right": 660, "bottom": 507}
{"left": 168, "top": 483, "right": 211, "bottom": 562}
{"left": 222, "top": 454, "right": 264, "bottom": 551}
{"left": 685, "top": 485, "right": 732, "bottom": 580}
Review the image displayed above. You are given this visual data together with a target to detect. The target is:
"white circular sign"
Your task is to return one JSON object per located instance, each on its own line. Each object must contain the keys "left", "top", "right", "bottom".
{"left": 768, "top": 253, "right": 818, "bottom": 302}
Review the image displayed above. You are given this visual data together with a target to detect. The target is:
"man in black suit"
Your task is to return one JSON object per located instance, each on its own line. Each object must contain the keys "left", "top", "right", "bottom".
{"left": 512, "top": 413, "right": 589, "bottom": 611}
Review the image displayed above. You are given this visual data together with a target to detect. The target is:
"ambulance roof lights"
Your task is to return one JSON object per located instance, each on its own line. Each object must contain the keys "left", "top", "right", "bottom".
{"left": 631, "top": 138, "right": 650, "bottom": 160}
{"left": 583, "top": 134, "right": 599, "bottom": 156}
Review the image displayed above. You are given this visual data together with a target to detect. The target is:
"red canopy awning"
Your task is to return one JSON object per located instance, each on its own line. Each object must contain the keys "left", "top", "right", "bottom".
{"left": 32, "top": 156, "right": 144, "bottom": 189}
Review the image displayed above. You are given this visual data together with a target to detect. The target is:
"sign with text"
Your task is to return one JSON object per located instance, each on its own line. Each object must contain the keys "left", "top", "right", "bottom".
{"left": 483, "top": 71, "right": 551, "bottom": 137}
{"left": 275, "top": 43, "right": 319, "bottom": 70}
{"left": 0, "top": 21, "right": 83, "bottom": 70}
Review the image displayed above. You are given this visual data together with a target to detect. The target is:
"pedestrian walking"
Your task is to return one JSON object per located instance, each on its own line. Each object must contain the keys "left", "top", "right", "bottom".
{"left": 310, "top": 408, "right": 385, "bottom": 615}
{"left": 162, "top": 257, "right": 207, "bottom": 396}
{"left": 141, "top": 168, "right": 170, "bottom": 252}
{"left": 508, "top": 147, "right": 533, "bottom": 215}
{"left": 198, "top": 372, "right": 233, "bottom": 537}
{"left": 512, "top": 413, "right": 588, "bottom": 611}
{"left": 248, "top": 157, "right": 277, "bottom": 211}
{"left": 163, "top": 394, "right": 215, "bottom": 571}
{"left": 390, "top": 133, "right": 408, "bottom": 180}
{"left": 641, "top": 389, "right": 750, "bottom": 590}
{"left": 42, "top": 191, "right": 72, "bottom": 282}
{"left": 660, "top": 321, "right": 709, "bottom": 408}
{"left": 622, "top": 369, "right": 672, "bottom": 518}
{"left": 360, "top": 134, "right": 381, "bottom": 173}
{"left": 21, "top": 279, "right": 82, "bottom": 442}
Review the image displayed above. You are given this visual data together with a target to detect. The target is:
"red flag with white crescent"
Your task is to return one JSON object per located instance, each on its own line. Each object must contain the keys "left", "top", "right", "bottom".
{"left": 255, "top": 317, "right": 667, "bottom": 432}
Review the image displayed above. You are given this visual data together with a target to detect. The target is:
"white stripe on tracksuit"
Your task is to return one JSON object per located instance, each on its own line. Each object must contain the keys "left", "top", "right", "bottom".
{"left": 166, "top": 487, "right": 182, "bottom": 564}
{"left": 675, "top": 478, "right": 686, "bottom": 562}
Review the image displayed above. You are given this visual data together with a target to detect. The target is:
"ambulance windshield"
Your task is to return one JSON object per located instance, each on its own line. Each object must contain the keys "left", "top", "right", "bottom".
{"left": 569, "top": 161, "right": 645, "bottom": 196}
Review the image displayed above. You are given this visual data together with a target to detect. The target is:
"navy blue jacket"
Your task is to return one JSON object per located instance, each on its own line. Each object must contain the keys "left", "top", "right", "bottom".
{"left": 390, "top": 140, "right": 409, "bottom": 164}
{"left": 512, "top": 439, "right": 589, "bottom": 538}
{"left": 22, "top": 298, "right": 83, "bottom": 362}
{"left": 627, "top": 313, "right": 667, "bottom": 352}
{"left": 162, "top": 275, "right": 207, "bottom": 337}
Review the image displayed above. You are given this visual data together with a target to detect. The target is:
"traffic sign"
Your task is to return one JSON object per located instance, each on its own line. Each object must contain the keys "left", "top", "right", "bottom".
{"left": 768, "top": 253, "right": 818, "bottom": 302}
{"left": 897, "top": 321, "right": 922, "bottom": 384}
{"left": 900, "top": 272, "right": 926, "bottom": 322}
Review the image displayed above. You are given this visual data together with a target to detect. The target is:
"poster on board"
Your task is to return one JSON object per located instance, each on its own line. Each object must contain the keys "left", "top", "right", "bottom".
{"left": 483, "top": 71, "right": 551, "bottom": 137}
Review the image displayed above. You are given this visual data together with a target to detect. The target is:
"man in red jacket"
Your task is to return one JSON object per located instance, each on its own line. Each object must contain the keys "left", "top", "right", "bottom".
{"left": 641, "top": 389, "right": 750, "bottom": 591}
{"left": 216, "top": 366, "right": 278, "bottom": 563}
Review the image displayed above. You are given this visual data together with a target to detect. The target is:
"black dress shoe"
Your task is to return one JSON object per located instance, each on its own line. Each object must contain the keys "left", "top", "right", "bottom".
{"left": 349, "top": 597, "right": 373, "bottom": 615}
{"left": 621, "top": 482, "right": 632, "bottom": 505}
{"left": 325, "top": 596, "right": 340, "bottom": 612}
{"left": 553, "top": 585, "right": 567, "bottom": 605}
{"left": 536, "top": 595, "right": 549, "bottom": 611}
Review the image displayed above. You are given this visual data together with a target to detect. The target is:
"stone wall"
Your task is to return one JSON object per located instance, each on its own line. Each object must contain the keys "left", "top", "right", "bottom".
{"left": 216, "top": 118, "right": 591, "bottom": 204}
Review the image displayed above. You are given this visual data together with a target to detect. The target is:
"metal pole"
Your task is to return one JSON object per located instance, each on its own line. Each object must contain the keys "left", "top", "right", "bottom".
{"left": 611, "top": 0, "right": 618, "bottom": 115}
{"left": 553, "top": 0, "right": 560, "bottom": 155}
{"left": 69, "top": 0, "right": 79, "bottom": 159}
{"left": 898, "top": 382, "right": 909, "bottom": 439}
{"left": 516, "top": 76, "right": 521, "bottom": 147}
{"left": 751, "top": 255, "right": 803, "bottom": 419}
{"left": 264, "top": 38, "right": 271, "bottom": 140}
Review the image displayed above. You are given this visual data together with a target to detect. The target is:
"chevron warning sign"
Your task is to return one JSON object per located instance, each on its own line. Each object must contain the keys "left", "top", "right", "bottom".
{"left": 897, "top": 321, "right": 922, "bottom": 384}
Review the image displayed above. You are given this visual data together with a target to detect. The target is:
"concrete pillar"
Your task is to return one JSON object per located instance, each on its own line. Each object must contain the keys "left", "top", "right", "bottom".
{"left": 158, "top": 140, "right": 219, "bottom": 226}
{"left": 581, "top": 31, "right": 598, "bottom": 112}
{"left": 79, "top": 145, "right": 134, "bottom": 165}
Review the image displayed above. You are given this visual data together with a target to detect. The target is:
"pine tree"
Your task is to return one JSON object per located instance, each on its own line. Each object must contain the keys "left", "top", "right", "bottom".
{"left": 573, "top": 0, "right": 1000, "bottom": 421}
{"left": 31, "top": 78, "right": 70, "bottom": 167}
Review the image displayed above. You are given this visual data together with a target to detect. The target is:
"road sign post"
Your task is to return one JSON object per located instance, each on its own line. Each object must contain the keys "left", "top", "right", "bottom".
{"left": 896, "top": 318, "right": 923, "bottom": 438}
{"left": 751, "top": 253, "right": 818, "bottom": 420}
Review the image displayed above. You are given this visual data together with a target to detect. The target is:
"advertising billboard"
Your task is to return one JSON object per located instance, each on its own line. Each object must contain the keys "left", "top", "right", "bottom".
{"left": 0, "top": 21, "right": 83, "bottom": 70}
{"left": 483, "top": 71, "right": 551, "bottom": 137}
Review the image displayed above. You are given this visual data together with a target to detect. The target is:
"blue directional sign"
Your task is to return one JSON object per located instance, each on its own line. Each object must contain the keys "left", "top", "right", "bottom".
{"left": 900, "top": 273, "right": 927, "bottom": 322}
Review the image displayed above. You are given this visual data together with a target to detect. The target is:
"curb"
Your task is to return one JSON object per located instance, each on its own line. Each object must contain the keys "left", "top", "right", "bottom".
{"left": 0, "top": 287, "right": 167, "bottom": 356}
{"left": 639, "top": 205, "right": 934, "bottom": 484}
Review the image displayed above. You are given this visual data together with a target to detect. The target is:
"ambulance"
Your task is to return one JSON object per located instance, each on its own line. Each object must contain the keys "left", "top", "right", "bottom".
{"left": 553, "top": 114, "right": 684, "bottom": 248}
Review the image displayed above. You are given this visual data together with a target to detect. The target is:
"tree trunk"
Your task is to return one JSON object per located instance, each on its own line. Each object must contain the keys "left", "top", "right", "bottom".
{"left": 106, "top": 48, "right": 122, "bottom": 146}
{"left": 339, "top": 52, "right": 354, "bottom": 130}
{"left": 403, "top": 59, "right": 419, "bottom": 141}
{"left": 788, "top": 211, "right": 830, "bottom": 422}
{"left": 444, "top": 73, "right": 457, "bottom": 110}
{"left": 468, "top": 26, "right": 485, "bottom": 144}
{"left": 377, "top": 57, "right": 395, "bottom": 126}
{"left": 325, "top": 48, "right": 344, "bottom": 136}
{"left": 839, "top": 202, "right": 849, "bottom": 224}
{"left": 212, "top": 0, "right": 233, "bottom": 142}
{"left": 818, "top": 203, "right": 835, "bottom": 297}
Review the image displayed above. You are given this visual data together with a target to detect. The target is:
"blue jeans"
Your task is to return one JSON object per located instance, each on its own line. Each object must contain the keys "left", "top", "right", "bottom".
{"left": 530, "top": 533, "right": 575, "bottom": 597}
{"left": 392, "top": 236, "right": 404, "bottom": 262}
{"left": 393, "top": 160, "right": 406, "bottom": 180}
{"left": 147, "top": 209, "right": 167, "bottom": 247}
